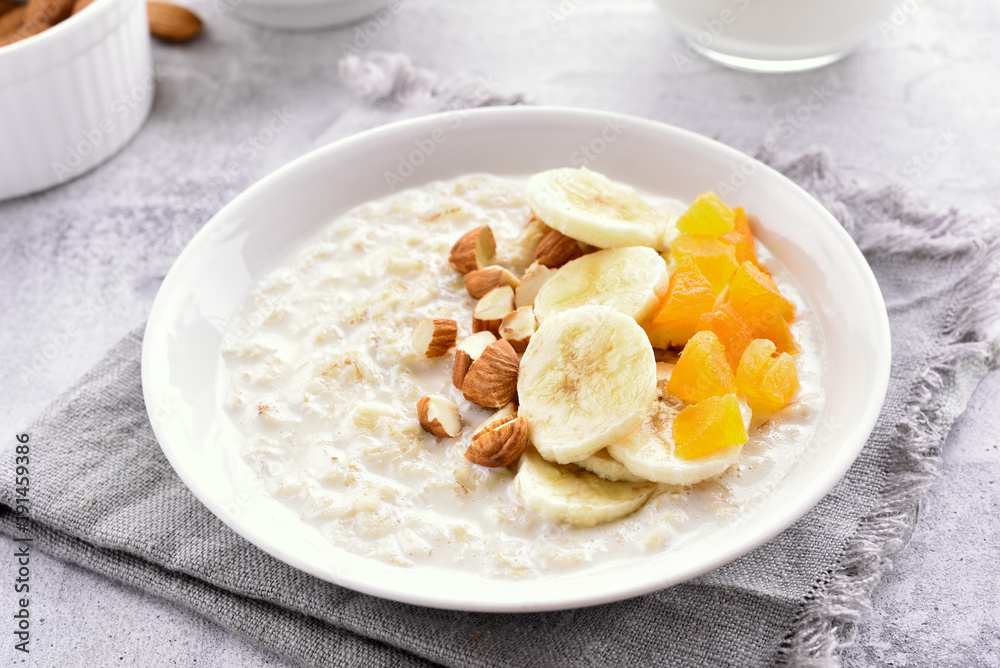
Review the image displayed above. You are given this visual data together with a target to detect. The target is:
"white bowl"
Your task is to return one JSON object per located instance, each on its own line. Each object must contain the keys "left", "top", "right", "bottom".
{"left": 229, "top": 0, "right": 390, "bottom": 30}
{"left": 142, "top": 107, "right": 891, "bottom": 612}
{"left": 0, "top": 0, "right": 153, "bottom": 201}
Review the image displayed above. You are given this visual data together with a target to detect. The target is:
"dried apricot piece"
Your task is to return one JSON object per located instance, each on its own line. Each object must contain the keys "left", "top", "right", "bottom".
{"left": 669, "top": 234, "right": 739, "bottom": 293}
{"left": 646, "top": 261, "right": 716, "bottom": 348}
{"left": 736, "top": 339, "right": 800, "bottom": 413}
{"left": 672, "top": 394, "right": 749, "bottom": 460}
{"left": 667, "top": 331, "right": 737, "bottom": 404}
{"left": 728, "top": 261, "right": 795, "bottom": 323}
{"left": 675, "top": 192, "right": 736, "bottom": 236}
{"left": 697, "top": 304, "right": 754, "bottom": 370}
{"left": 720, "top": 207, "right": 759, "bottom": 265}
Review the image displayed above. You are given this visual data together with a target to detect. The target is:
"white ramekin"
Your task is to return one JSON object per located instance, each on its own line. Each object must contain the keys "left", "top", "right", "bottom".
{"left": 0, "top": 0, "right": 153, "bottom": 201}
{"left": 227, "top": 0, "right": 390, "bottom": 31}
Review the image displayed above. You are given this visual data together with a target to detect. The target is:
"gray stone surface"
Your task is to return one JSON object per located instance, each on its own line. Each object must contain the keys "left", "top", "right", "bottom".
{"left": 0, "top": 0, "right": 997, "bottom": 665}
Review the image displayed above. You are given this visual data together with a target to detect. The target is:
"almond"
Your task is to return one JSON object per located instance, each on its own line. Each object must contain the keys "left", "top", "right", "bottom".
{"left": 472, "top": 285, "right": 515, "bottom": 335}
{"left": 0, "top": 7, "right": 28, "bottom": 41}
{"left": 25, "top": 0, "right": 72, "bottom": 26}
{"left": 514, "top": 262, "right": 556, "bottom": 308}
{"left": 515, "top": 216, "right": 552, "bottom": 258}
{"left": 452, "top": 331, "right": 497, "bottom": 389}
{"left": 449, "top": 225, "right": 496, "bottom": 274}
{"left": 417, "top": 395, "right": 462, "bottom": 438}
{"left": 411, "top": 318, "right": 457, "bottom": 358}
{"left": 534, "top": 229, "right": 585, "bottom": 268}
{"left": 465, "top": 416, "right": 528, "bottom": 467}
{"left": 463, "top": 265, "right": 520, "bottom": 299}
{"left": 147, "top": 1, "right": 202, "bottom": 42}
{"left": 471, "top": 402, "right": 518, "bottom": 442}
{"left": 462, "top": 339, "right": 519, "bottom": 408}
{"left": 0, "top": 17, "right": 47, "bottom": 46}
{"left": 72, "top": 0, "right": 96, "bottom": 14}
{"left": 499, "top": 306, "right": 537, "bottom": 353}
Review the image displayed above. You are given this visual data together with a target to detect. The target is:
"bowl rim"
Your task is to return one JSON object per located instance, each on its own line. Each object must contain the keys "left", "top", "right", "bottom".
{"left": 142, "top": 105, "right": 892, "bottom": 611}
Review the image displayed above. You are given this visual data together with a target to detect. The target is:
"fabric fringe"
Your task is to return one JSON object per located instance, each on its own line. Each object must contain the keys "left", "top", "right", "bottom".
{"left": 772, "top": 150, "right": 1000, "bottom": 666}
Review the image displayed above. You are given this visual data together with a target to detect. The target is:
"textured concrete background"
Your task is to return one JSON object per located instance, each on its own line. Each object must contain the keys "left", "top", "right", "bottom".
{"left": 1, "top": 0, "right": 998, "bottom": 665}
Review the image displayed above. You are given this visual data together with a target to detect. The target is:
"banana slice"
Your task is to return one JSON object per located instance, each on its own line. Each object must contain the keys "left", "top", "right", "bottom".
{"left": 575, "top": 449, "right": 646, "bottom": 483}
{"left": 515, "top": 448, "right": 657, "bottom": 527}
{"left": 518, "top": 306, "right": 657, "bottom": 464}
{"left": 607, "top": 370, "right": 752, "bottom": 486}
{"left": 533, "top": 247, "right": 669, "bottom": 323}
{"left": 527, "top": 168, "right": 669, "bottom": 250}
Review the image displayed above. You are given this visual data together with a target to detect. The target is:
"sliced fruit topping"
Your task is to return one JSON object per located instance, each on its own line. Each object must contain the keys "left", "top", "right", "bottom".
{"left": 667, "top": 330, "right": 737, "bottom": 404}
{"left": 574, "top": 449, "right": 645, "bottom": 483}
{"left": 672, "top": 394, "right": 749, "bottom": 460}
{"left": 463, "top": 339, "right": 520, "bottom": 408}
{"left": 417, "top": 395, "right": 463, "bottom": 438}
{"left": 728, "top": 260, "right": 795, "bottom": 323}
{"left": 514, "top": 448, "right": 657, "bottom": 527}
{"left": 410, "top": 318, "right": 458, "bottom": 358}
{"left": 607, "top": 366, "right": 752, "bottom": 485}
{"left": 668, "top": 234, "right": 740, "bottom": 294}
{"left": 527, "top": 167, "right": 667, "bottom": 250}
{"left": 696, "top": 305, "right": 754, "bottom": 371}
{"left": 645, "top": 260, "right": 717, "bottom": 348}
{"left": 675, "top": 192, "right": 736, "bottom": 236}
{"left": 533, "top": 247, "right": 669, "bottom": 324}
{"left": 465, "top": 416, "right": 528, "bottom": 467}
{"left": 472, "top": 285, "right": 515, "bottom": 336}
{"left": 518, "top": 306, "right": 657, "bottom": 464}
{"left": 720, "top": 207, "right": 758, "bottom": 265}
{"left": 449, "top": 225, "right": 496, "bottom": 274}
{"left": 736, "top": 338, "right": 800, "bottom": 414}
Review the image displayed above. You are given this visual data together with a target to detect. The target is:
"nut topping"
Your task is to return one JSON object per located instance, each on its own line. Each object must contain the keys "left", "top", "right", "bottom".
{"left": 465, "top": 416, "right": 528, "bottom": 467}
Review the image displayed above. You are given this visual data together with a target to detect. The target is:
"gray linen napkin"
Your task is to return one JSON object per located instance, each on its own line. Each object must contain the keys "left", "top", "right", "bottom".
{"left": 2, "top": 56, "right": 999, "bottom": 668}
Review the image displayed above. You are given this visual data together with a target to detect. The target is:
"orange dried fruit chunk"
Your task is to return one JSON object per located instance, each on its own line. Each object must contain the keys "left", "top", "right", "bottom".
{"left": 672, "top": 394, "right": 749, "bottom": 460}
{"left": 720, "top": 207, "right": 758, "bottom": 265}
{"left": 668, "top": 331, "right": 737, "bottom": 404}
{"left": 728, "top": 261, "right": 795, "bottom": 323}
{"left": 669, "top": 234, "right": 739, "bottom": 293}
{"left": 736, "top": 339, "right": 800, "bottom": 413}
{"left": 675, "top": 192, "right": 736, "bottom": 236}
{"left": 697, "top": 304, "right": 753, "bottom": 371}
{"left": 647, "top": 261, "right": 716, "bottom": 348}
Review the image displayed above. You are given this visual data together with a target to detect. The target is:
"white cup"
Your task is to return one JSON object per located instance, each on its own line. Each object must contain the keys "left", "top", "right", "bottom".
{"left": 656, "top": 0, "right": 898, "bottom": 72}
